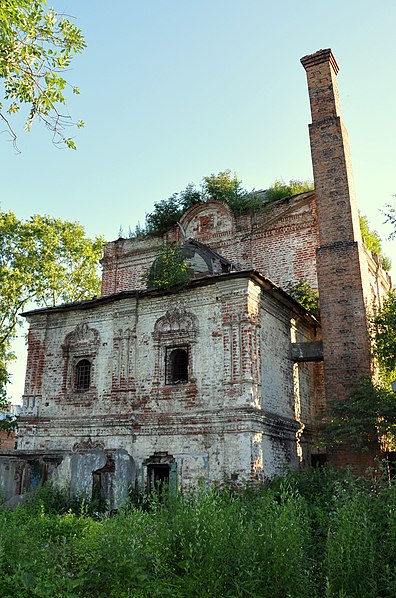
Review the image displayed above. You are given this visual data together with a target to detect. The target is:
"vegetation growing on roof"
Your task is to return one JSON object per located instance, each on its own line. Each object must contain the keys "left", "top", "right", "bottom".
{"left": 126, "top": 177, "right": 392, "bottom": 273}
{"left": 142, "top": 170, "right": 257, "bottom": 236}
{"left": 126, "top": 172, "right": 314, "bottom": 238}
{"left": 264, "top": 179, "right": 314, "bottom": 203}
{"left": 359, "top": 215, "right": 391, "bottom": 271}
{"left": 124, "top": 174, "right": 391, "bottom": 274}
{"left": 143, "top": 243, "right": 191, "bottom": 290}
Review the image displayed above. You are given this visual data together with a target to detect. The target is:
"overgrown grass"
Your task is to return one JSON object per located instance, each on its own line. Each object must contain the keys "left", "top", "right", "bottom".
{"left": 1, "top": 467, "right": 396, "bottom": 597}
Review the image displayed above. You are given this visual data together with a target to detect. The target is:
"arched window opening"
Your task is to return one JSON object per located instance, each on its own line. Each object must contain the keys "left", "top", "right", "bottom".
{"left": 75, "top": 359, "right": 91, "bottom": 392}
{"left": 166, "top": 347, "right": 188, "bottom": 385}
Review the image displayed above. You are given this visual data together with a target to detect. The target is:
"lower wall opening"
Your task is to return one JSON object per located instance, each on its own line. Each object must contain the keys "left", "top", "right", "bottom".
{"left": 144, "top": 452, "right": 177, "bottom": 495}
{"left": 147, "top": 463, "right": 170, "bottom": 494}
{"left": 91, "top": 456, "right": 115, "bottom": 509}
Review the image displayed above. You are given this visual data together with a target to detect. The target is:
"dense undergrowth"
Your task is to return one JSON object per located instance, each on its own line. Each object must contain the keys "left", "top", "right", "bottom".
{"left": 1, "top": 467, "right": 396, "bottom": 597}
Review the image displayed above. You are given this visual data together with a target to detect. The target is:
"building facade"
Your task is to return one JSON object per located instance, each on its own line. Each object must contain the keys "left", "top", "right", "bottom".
{"left": 0, "top": 49, "right": 391, "bottom": 507}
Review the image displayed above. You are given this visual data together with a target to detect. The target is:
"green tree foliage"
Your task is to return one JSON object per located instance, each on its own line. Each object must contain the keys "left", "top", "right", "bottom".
{"left": 284, "top": 280, "right": 319, "bottom": 314}
{"left": 0, "top": 0, "right": 85, "bottom": 150}
{"left": 202, "top": 170, "right": 243, "bottom": 202}
{"left": 143, "top": 170, "right": 251, "bottom": 235}
{"left": 372, "top": 291, "right": 396, "bottom": 381}
{"left": 145, "top": 194, "right": 184, "bottom": 236}
{"left": 383, "top": 201, "right": 396, "bottom": 239}
{"left": 0, "top": 412, "right": 17, "bottom": 440}
{"left": 143, "top": 243, "right": 191, "bottom": 290}
{"left": 201, "top": 170, "right": 252, "bottom": 213}
{"left": 143, "top": 184, "right": 203, "bottom": 236}
{"left": 320, "top": 295, "right": 396, "bottom": 451}
{"left": 359, "top": 214, "right": 391, "bottom": 271}
{"left": 320, "top": 377, "right": 396, "bottom": 451}
{"left": 202, "top": 170, "right": 263, "bottom": 214}
{"left": 0, "top": 211, "right": 104, "bottom": 401}
{"left": 0, "top": 345, "right": 14, "bottom": 409}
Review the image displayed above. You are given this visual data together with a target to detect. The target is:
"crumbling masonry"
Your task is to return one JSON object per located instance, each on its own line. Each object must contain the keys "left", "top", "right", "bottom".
{"left": 0, "top": 49, "right": 391, "bottom": 508}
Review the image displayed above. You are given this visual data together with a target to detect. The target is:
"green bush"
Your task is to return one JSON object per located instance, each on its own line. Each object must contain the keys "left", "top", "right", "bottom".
{"left": 143, "top": 243, "right": 191, "bottom": 290}
{"left": 264, "top": 179, "right": 314, "bottom": 203}
{"left": 372, "top": 291, "right": 396, "bottom": 381}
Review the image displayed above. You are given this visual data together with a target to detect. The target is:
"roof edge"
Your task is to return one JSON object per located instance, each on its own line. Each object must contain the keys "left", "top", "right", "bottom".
{"left": 22, "top": 269, "right": 320, "bottom": 326}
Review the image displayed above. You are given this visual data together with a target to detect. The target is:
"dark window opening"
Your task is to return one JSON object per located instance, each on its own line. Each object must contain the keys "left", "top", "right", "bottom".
{"left": 147, "top": 463, "right": 170, "bottom": 495}
{"left": 75, "top": 359, "right": 91, "bottom": 392}
{"left": 166, "top": 347, "right": 188, "bottom": 385}
{"left": 311, "top": 454, "right": 327, "bottom": 468}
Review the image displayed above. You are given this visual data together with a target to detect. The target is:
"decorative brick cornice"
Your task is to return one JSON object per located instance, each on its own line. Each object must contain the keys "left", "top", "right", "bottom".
{"left": 301, "top": 48, "right": 339, "bottom": 75}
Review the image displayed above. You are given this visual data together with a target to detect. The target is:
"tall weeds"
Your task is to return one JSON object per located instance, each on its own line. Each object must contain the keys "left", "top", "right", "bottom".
{"left": 1, "top": 468, "right": 396, "bottom": 597}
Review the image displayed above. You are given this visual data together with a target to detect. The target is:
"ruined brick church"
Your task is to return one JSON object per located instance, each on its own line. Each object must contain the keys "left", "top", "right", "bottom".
{"left": 0, "top": 50, "right": 391, "bottom": 507}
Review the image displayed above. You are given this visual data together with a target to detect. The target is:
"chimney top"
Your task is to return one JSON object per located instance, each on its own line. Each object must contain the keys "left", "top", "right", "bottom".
{"left": 300, "top": 49, "right": 339, "bottom": 75}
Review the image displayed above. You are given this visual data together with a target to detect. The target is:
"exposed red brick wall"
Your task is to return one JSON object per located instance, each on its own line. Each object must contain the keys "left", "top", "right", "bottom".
{"left": 100, "top": 192, "right": 320, "bottom": 297}
{"left": 101, "top": 236, "right": 163, "bottom": 295}
{"left": 0, "top": 430, "right": 15, "bottom": 449}
{"left": 24, "top": 330, "right": 45, "bottom": 396}
{"left": 301, "top": 49, "right": 378, "bottom": 471}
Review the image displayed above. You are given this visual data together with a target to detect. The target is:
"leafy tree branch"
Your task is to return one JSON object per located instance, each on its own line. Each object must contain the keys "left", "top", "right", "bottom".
{"left": 319, "top": 377, "right": 396, "bottom": 451}
{"left": 0, "top": 0, "right": 85, "bottom": 150}
{"left": 0, "top": 211, "right": 104, "bottom": 399}
{"left": 383, "top": 201, "right": 396, "bottom": 240}
{"left": 320, "top": 295, "right": 396, "bottom": 451}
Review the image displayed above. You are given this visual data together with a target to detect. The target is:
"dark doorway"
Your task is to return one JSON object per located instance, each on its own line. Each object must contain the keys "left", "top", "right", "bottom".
{"left": 92, "top": 456, "right": 115, "bottom": 510}
{"left": 147, "top": 463, "right": 170, "bottom": 494}
{"left": 311, "top": 453, "right": 327, "bottom": 468}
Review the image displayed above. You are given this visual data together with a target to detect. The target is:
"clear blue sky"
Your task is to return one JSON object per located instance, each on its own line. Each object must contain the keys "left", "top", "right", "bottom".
{"left": 3, "top": 0, "right": 396, "bottom": 403}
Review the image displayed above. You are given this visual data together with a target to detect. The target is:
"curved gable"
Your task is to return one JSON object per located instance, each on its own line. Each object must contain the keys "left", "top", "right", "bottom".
{"left": 179, "top": 201, "right": 235, "bottom": 239}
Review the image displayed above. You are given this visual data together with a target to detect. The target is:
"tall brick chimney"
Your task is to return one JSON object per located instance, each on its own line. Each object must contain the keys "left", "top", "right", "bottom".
{"left": 301, "top": 49, "right": 376, "bottom": 469}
